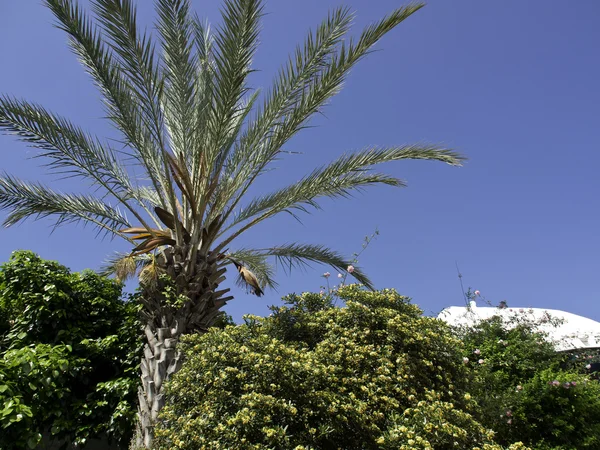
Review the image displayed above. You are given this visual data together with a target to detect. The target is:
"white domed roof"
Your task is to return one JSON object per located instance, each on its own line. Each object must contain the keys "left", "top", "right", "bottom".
{"left": 438, "top": 301, "right": 600, "bottom": 351}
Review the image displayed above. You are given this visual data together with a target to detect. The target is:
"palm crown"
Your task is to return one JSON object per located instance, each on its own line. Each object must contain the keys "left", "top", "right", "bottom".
{"left": 0, "top": 0, "right": 462, "bottom": 293}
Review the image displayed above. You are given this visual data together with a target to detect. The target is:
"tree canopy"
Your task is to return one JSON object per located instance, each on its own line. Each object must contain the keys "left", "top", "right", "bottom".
{"left": 0, "top": 0, "right": 465, "bottom": 291}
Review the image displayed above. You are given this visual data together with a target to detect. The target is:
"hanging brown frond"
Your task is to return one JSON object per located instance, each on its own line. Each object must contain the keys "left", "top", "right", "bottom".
{"left": 154, "top": 206, "right": 191, "bottom": 242}
{"left": 120, "top": 226, "right": 147, "bottom": 234}
{"left": 166, "top": 153, "right": 197, "bottom": 214}
{"left": 231, "top": 259, "right": 264, "bottom": 297}
{"left": 127, "top": 229, "right": 171, "bottom": 240}
{"left": 132, "top": 236, "right": 176, "bottom": 255}
{"left": 129, "top": 232, "right": 154, "bottom": 241}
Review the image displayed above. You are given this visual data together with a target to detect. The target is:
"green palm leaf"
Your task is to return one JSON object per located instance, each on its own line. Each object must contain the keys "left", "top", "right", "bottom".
{"left": 207, "top": 0, "right": 263, "bottom": 159}
{"left": 0, "top": 174, "right": 130, "bottom": 236}
{"left": 45, "top": 0, "right": 167, "bottom": 207}
{"left": 189, "top": 15, "right": 215, "bottom": 184}
{"left": 0, "top": 96, "right": 126, "bottom": 190}
{"left": 241, "top": 145, "right": 463, "bottom": 223}
{"left": 0, "top": 95, "right": 159, "bottom": 230}
{"left": 214, "top": 6, "right": 354, "bottom": 218}
{"left": 156, "top": 0, "right": 197, "bottom": 161}
{"left": 227, "top": 4, "right": 426, "bottom": 214}
{"left": 217, "top": 145, "right": 463, "bottom": 249}
{"left": 242, "top": 243, "right": 374, "bottom": 290}
{"left": 91, "top": 0, "right": 184, "bottom": 238}
{"left": 91, "top": 0, "right": 163, "bottom": 125}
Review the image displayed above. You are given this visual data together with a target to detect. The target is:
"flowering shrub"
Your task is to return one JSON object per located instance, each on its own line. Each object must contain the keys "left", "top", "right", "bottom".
{"left": 155, "top": 286, "right": 526, "bottom": 449}
{"left": 562, "top": 347, "right": 600, "bottom": 382}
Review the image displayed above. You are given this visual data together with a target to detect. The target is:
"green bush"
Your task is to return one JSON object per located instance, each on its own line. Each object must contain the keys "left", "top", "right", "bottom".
{"left": 0, "top": 251, "right": 142, "bottom": 449}
{"left": 155, "top": 286, "right": 525, "bottom": 449}
{"left": 510, "top": 369, "right": 600, "bottom": 449}
{"left": 457, "top": 314, "right": 560, "bottom": 437}
{"left": 457, "top": 310, "right": 600, "bottom": 449}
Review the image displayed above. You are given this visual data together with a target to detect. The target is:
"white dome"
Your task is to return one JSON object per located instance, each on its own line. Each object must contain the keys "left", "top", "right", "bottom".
{"left": 437, "top": 303, "right": 600, "bottom": 352}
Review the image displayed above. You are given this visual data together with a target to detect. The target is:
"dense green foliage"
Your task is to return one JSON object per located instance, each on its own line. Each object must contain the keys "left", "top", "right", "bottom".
{"left": 3, "top": 250, "right": 599, "bottom": 449}
{"left": 155, "top": 286, "right": 527, "bottom": 449}
{"left": 0, "top": 251, "right": 142, "bottom": 449}
{"left": 458, "top": 310, "right": 600, "bottom": 449}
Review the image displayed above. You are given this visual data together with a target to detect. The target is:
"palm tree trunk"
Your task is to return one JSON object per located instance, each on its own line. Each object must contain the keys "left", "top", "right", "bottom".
{"left": 137, "top": 324, "right": 180, "bottom": 448}
{"left": 135, "top": 246, "right": 232, "bottom": 448}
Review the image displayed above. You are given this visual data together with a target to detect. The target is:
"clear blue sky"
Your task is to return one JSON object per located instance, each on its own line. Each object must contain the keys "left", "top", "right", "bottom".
{"left": 1, "top": 1, "right": 599, "bottom": 322}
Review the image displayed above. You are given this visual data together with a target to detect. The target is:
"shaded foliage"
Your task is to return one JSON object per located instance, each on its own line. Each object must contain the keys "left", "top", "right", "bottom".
{"left": 0, "top": 251, "right": 142, "bottom": 449}
{"left": 509, "top": 368, "right": 600, "bottom": 449}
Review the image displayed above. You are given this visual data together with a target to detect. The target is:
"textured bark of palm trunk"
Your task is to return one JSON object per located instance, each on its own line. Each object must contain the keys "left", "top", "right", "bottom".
{"left": 137, "top": 325, "right": 179, "bottom": 448}
{"left": 134, "top": 246, "right": 232, "bottom": 448}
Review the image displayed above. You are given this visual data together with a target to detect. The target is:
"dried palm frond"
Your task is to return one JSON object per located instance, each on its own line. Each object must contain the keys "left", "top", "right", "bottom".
{"left": 139, "top": 256, "right": 163, "bottom": 288}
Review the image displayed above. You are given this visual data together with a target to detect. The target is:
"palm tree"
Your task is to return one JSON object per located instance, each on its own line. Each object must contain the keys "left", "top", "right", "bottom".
{"left": 0, "top": 0, "right": 464, "bottom": 446}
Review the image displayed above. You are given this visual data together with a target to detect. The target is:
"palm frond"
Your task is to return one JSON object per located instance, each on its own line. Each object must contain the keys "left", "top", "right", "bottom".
{"left": 237, "top": 144, "right": 462, "bottom": 223}
{"left": 207, "top": 0, "right": 263, "bottom": 162}
{"left": 92, "top": 0, "right": 187, "bottom": 243}
{"left": 189, "top": 15, "right": 215, "bottom": 189}
{"left": 223, "top": 6, "right": 354, "bottom": 185}
{"left": 206, "top": 90, "right": 260, "bottom": 219}
{"left": 92, "top": 0, "right": 163, "bottom": 125}
{"left": 213, "top": 6, "right": 354, "bottom": 227}
{"left": 187, "top": 0, "right": 263, "bottom": 243}
{"left": 218, "top": 4, "right": 426, "bottom": 238}
{"left": 214, "top": 89, "right": 261, "bottom": 175}
{"left": 134, "top": 186, "right": 161, "bottom": 206}
{"left": 156, "top": 0, "right": 197, "bottom": 161}
{"left": 0, "top": 94, "right": 150, "bottom": 206}
{"left": 0, "top": 174, "right": 130, "bottom": 236}
{"left": 192, "top": 14, "right": 213, "bottom": 62}
{"left": 238, "top": 4, "right": 426, "bottom": 191}
{"left": 99, "top": 251, "right": 152, "bottom": 280}
{"left": 225, "top": 249, "right": 277, "bottom": 291}
{"left": 231, "top": 172, "right": 401, "bottom": 229}
{"left": 242, "top": 243, "right": 374, "bottom": 290}
{"left": 191, "top": 15, "right": 215, "bottom": 120}
{"left": 45, "top": 0, "right": 167, "bottom": 208}
{"left": 217, "top": 145, "right": 463, "bottom": 249}
{"left": 248, "top": 5, "right": 354, "bottom": 142}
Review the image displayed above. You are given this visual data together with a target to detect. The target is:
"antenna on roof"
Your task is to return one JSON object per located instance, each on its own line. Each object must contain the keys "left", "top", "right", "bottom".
{"left": 455, "top": 261, "right": 469, "bottom": 308}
